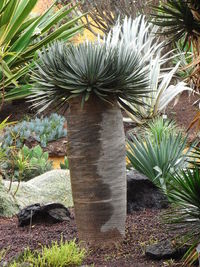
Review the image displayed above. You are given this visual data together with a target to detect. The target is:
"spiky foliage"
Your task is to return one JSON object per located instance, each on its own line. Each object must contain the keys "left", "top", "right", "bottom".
{"left": 0, "top": 0, "right": 83, "bottom": 108}
{"left": 151, "top": 0, "right": 200, "bottom": 90}
{"left": 127, "top": 130, "right": 189, "bottom": 192}
{"left": 29, "top": 38, "right": 150, "bottom": 112}
{"left": 105, "top": 16, "right": 193, "bottom": 124}
{"left": 151, "top": 1, "right": 200, "bottom": 48}
{"left": 57, "top": 0, "right": 159, "bottom": 37}
{"left": 164, "top": 167, "right": 200, "bottom": 266}
{"left": 144, "top": 117, "right": 180, "bottom": 143}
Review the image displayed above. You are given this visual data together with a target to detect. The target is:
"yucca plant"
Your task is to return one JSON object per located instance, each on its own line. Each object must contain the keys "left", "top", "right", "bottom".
{"left": 0, "top": 0, "right": 83, "bottom": 108}
{"left": 29, "top": 34, "right": 149, "bottom": 244}
{"left": 164, "top": 167, "right": 200, "bottom": 266}
{"left": 111, "top": 16, "right": 193, "bottom": 124}
{"left": 151, "top": 0, "right": 200, "bottom": 90}
{"left": 145, "top": 117, "right": 180, "bottom": 143}
{"left": 127, "top": 130, "right": 189, "bottom": 192}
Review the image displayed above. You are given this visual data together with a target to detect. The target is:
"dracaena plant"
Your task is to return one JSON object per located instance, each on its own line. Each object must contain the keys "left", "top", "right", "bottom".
{"left": 0, "top": 0, "right": 83, "bottom": 109}
{"left": 29, "top": 39, "right": 149, "bottom": 112}
{"left": 29, "top": 27, "right": 150, "bottom": 243}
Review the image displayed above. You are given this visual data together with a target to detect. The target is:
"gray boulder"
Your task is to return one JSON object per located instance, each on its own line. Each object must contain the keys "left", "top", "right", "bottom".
{"left": 0, "top": 181, "right": 19, "bottom": 217}
{"left": 2, "top": 170, "right": 73, "bottom": 213}
{"left": 127, "top": 169, "right": 168, "bottom": 213}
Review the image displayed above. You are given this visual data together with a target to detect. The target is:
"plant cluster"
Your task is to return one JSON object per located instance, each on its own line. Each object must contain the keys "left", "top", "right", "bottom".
{"left": 6, "top": 239, "right": 86, "bottom": 267}
{"left": 60, "top": 156, "right": 69, "bottom": 170}
{"left": 2, "top": 113, "right": 67, "bottom": 148}
{"left": 1, "top": 145, "right": 52, "bottom": 195}
{"left": 11, "top": 145, "right": 52, "bottom": 181}
{"left": 127, "top": 117, "right": 200, "bottom": 264}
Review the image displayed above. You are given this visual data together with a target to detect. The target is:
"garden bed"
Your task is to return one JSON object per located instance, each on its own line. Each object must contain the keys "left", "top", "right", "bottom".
{"left": 0, "top": 92, "right": 199, "bottom": 266}
{"left": 0, "top": 209, "right": 182, "bottom": 267}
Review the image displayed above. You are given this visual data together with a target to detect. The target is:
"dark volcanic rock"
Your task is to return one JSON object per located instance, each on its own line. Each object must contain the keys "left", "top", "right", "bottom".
{"left": 145, "top": 240, "right": 188, "bottom": 260}
{"left": 17, "top": 203, "right": 71, "bottom": 227}
{"left": 127, "top": 169, "right": 168, "bottom": 213}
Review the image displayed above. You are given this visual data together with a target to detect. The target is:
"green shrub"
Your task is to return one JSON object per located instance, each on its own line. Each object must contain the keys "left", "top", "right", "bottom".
{"left": 127, "top": 122, "right": 189, "bottom": 192}
{"left": 2, "top": 113, "right": 67, "bottom": 148}
{"left": 60, "top": 157, "right": 69, "bottom": 170}
{"left": 4, "top": 145, "right": 52, "bottom": 182}
{"left": 144, "top": 117, "right": 181, "bottom": 143}
{"left": 10, "top": 239, "right": 86, "bottom": 267}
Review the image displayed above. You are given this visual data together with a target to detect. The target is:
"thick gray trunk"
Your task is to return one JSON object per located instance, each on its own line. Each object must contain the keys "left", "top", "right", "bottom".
{"left": 67, "top": 95, "right": 126, "bottom": 244}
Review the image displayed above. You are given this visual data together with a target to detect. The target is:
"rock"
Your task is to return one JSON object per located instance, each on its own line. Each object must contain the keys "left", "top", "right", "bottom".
{"left": 127, "top": 169, "right": 168, "bottom": 213}
{"left": 0, "top": 181, "right": 19, "bottom": 217}
{"left": 145, "top": 240, "right": 188, "bottom": 260}
{"left": 18, "top": 203, "right": 71, "bottom": 227}
{"left": 2, "top": 170, "right": 73, "bottom": 211}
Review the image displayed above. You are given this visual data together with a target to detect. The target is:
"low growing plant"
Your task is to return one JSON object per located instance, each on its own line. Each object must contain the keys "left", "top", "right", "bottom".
{"left": 1, "top": 113, "right": 67, "bottom": 148}
{"left": 127, "top": 120, "right": 190, "bottom": 192}
{"left": 3, "top": 145, "right": 52, "bottom": 194}
{"left": 60, "top": 156, "right": 69, "bottom": 170}
{"left": 164, "top": 167, "right": 200, "bottom": 266}
{"left": 144, "top": 117, "right": 182, "bottom": 144}
{"left": 10, "top": 239, "right": 86, "bottom": 267}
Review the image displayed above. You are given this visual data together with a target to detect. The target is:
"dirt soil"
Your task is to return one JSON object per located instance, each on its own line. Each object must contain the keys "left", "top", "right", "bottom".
{"left": 0, "top": 209, "right": 183, "bottom": 267}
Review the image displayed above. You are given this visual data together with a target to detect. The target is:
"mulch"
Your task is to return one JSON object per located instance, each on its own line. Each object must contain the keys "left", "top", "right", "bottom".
{"left": 0, "top": 209, "right": 182, "bottom": 267}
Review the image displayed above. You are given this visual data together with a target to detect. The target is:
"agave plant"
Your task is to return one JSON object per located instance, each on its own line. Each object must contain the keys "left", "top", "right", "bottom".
{"left": 0, "top": 0, "right": 83, "bottom": 108}
{"left": 127, "top": 127, "right": 189, "bottom": 192}
{"left": 29, "top": 34, "right": 149, "bottom": 244}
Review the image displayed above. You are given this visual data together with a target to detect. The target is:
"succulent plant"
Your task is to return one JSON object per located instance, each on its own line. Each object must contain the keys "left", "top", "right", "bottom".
{"left": 1, "top": 113, "right": 67, "bottom": 149}
{"left": 4, "top": 145, "right": 53, "bottom": 182}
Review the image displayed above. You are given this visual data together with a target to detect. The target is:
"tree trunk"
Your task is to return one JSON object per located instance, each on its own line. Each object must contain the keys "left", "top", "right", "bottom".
{"left": 67, "top": 95, "right": 126, "bottom": 244}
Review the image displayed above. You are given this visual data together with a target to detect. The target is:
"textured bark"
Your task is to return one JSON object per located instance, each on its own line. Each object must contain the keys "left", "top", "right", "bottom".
{"left": 67, "top": 95, "right": 126, "bottom": 244}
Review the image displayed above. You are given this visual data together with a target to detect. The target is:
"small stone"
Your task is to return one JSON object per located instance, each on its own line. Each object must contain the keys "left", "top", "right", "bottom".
{"left": 145, "top": 240, "right": 187, "bottom": 260}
